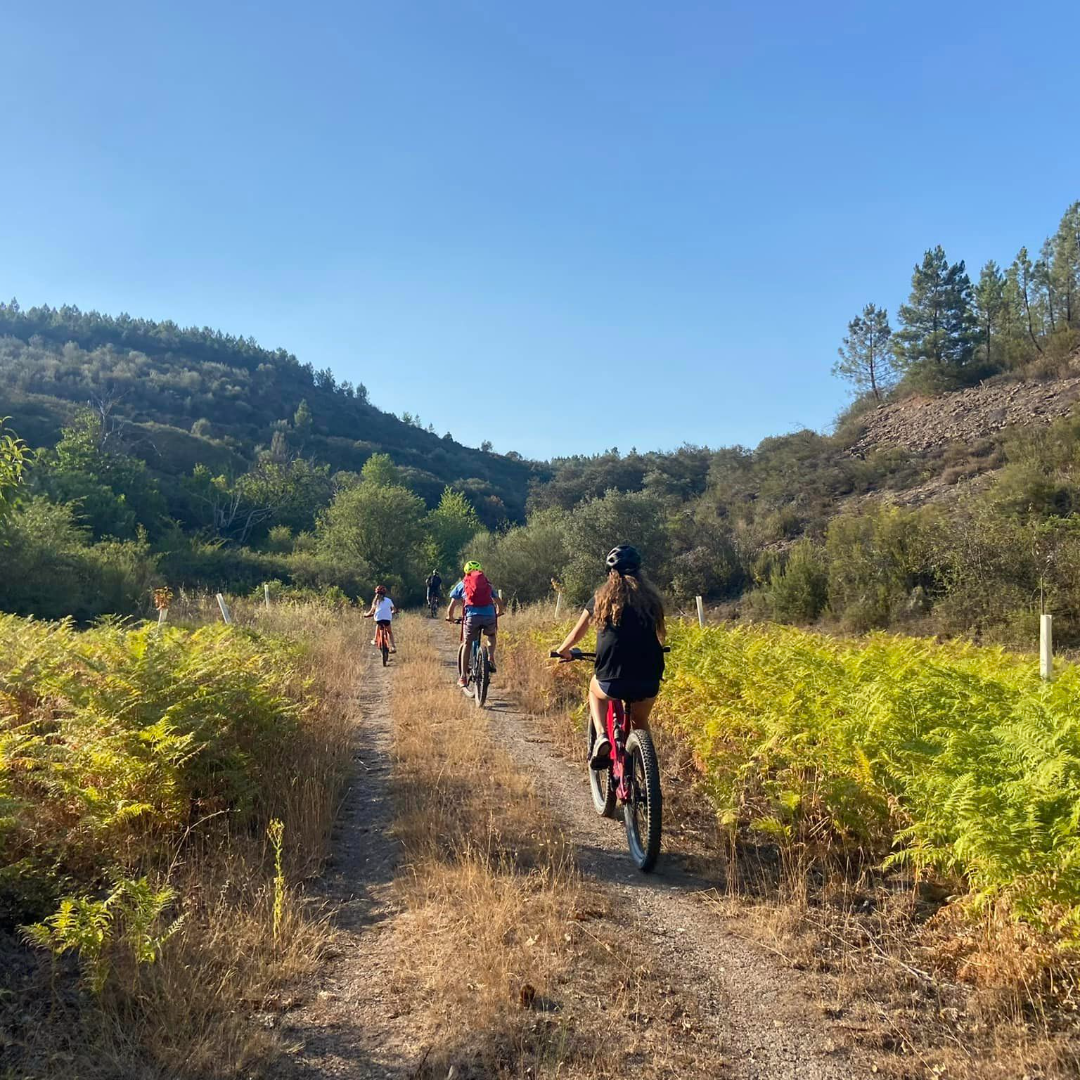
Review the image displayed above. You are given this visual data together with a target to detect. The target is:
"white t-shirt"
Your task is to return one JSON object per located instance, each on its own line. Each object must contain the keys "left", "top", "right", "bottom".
{"left": 373, "top": 596, "right": 394, "bottom": 621}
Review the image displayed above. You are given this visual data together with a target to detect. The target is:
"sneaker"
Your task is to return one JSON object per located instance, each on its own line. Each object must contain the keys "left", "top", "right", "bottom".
{"left": 487, "top": 660, "right": 497, "bottom": 673}
{"left": 457, "top": 676, "right": 469, "bottom": 689}
{"left": 370, "top": 639, "right": 377, "bottom": 646}
{"left": 590, "top": 736, "right": 612, "bottom": 770}
{"left": 390, "top": 647, "right": 397, "bottom": 653}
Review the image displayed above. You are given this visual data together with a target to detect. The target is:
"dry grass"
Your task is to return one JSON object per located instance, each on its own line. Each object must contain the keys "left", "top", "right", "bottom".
{"left": 1, "top": 602, "right": 361, "bottom": 1079}
{"left": 385, "top": 614, "right": 716, "bottom": 1078}
{"left": 497, "top": 603, "right": 1080, "bottom": 1080}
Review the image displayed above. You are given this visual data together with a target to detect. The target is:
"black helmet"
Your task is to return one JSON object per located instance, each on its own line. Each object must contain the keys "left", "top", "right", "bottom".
{"left": 606, "top": 544, "right": 641, "bottom": 575}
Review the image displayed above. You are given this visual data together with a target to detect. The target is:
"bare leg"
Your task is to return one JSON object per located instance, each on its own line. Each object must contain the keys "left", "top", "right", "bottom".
{"left": 626, "top": 697, "right": 657, "bottom": 732}
{"left": 388, "top": 627, "right": 397, "bottom": 650}
{"left": 588, "top": 676, "right": 610, "bottom": 741}
{"left": 486, "top": 632, "right": 497, "bottom": 665}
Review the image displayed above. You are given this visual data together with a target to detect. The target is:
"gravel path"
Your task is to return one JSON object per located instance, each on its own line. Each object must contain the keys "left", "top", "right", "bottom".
{"left": 278, "top": 645, "right": 429, "bottom": 1079}
{"left": 425, "top": 621, "right": 864, "bottom": 1080}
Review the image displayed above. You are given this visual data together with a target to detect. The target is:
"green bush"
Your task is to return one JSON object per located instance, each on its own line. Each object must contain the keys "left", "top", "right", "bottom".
{"left": 757, "top": 540, "right": 828, "bottom": 623}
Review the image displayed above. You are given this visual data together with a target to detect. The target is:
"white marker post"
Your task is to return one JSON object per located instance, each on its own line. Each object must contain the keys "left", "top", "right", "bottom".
{"left": 554, "top": 591, "right": 562, "bottom": 618}
{"left": 1040, "top": 613, "right": 1053, "bottom": 681}
{"left": 216, "top": 593, "right": 233, "bottom": 625}
{"left": 157, "top": 606, "right": 168, "bottom": 625}
{"left": 696, "top": 595, "right": 705, "bottom": 628}
{"left": 264, "top": 583, "right": 272, "bottom": 611}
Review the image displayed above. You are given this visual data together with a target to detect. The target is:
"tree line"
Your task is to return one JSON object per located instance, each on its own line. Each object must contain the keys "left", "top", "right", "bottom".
{"left": 834, "top": 201, "right": 1080, "bottom": 399}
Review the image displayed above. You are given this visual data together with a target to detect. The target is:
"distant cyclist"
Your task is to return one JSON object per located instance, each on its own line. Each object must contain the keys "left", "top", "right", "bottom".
{"left": 554, "top": 545, "right": 666, "bottom": 768}
{"left": 426, "top": 569, "right": 442, "bottom": 610}
{"left": 446, "top": 560, "right": 504, "bottom": 687}
{"left": 364, "top": 584, "right": 397, "bottom": 653}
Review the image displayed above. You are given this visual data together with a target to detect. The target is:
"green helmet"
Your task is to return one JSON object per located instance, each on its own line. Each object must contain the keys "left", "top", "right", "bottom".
{"left": 463, "top": 560, "right": 483, "bottom": 573}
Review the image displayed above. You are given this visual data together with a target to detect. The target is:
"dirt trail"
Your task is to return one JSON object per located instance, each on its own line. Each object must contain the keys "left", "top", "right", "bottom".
{"left": 425, "top": 621, "right": 862, "bottom": 1080}
{"left": 278, "top": 644, "right": 429, "bottom": 1079}
{"left": 279, "top": 624, "right": 863, "bottom": 1079}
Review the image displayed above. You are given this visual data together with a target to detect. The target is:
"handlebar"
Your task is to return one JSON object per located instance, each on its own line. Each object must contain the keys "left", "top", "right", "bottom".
{"left": 549, "top": 646, "right": 671, "bottom": 662}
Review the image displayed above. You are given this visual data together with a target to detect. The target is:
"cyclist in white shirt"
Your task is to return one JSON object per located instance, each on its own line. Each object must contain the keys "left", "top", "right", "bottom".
{"left": 364, "top": 584, "right": 397, "bottom": 652}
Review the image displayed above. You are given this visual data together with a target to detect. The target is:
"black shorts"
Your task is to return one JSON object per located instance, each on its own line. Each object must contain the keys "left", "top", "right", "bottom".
{"left": 376, "top": 619, "right": 391, "bottom": 629}
{"left": 597, "top": 678, "right": 659, "bottom": 702}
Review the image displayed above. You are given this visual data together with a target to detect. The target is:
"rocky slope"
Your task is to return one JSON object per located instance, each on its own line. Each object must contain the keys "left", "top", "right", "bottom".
{"left": 848, "top": 373, "right": 1080, "bottom": 459}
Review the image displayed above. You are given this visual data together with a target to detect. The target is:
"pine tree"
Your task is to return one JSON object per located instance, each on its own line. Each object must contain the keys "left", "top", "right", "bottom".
{"left": 892, "top": 246, "right": 977, "bottom": 389}
{"left": 973, "top": 261, "right": 1005, "bottom": 369}
{"left": 1051, "top": 201, "right": 1080, "bottom": 328}
{"left": 1012, "top": 247, "right": 1044, "bottom": 355}
{"left": 833, "top": 303, "right": 894, "bottom": 400}
{"left": 292, "top": 399, "right": 313, "bottom": 444}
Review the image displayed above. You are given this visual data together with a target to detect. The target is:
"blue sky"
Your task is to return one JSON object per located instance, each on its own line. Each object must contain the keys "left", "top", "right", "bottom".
{"left": 2, "top": 1, "right": 1078, "bottom": 460}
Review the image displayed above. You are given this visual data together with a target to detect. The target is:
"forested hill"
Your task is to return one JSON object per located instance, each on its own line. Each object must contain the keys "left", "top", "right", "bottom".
{"left": 0, "top": 301, "right": 537, "bottom": 524}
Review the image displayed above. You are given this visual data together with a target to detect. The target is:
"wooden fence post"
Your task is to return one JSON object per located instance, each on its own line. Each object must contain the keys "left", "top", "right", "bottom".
{"left": 1040, "top": 613, "right": 1053, "bottom": 681}
{"left": 216, "top": 593, "right": 233, "bottom": 625}
{"left": 695, "top": 595, "right": 705, "bottom": 628}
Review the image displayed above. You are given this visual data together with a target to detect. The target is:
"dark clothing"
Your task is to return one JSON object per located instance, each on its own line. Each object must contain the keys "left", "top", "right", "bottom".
{"left": 598, "top": 678, "right": 660, "bottom": 702}
{"left": 585, "top": 595, "right": 665, "bottom": 686}
{"left": 426, "top": 574, "right": 442, "bottom": 598}
{"left": 376, "top": 619, "right": 391, "bottom": 628}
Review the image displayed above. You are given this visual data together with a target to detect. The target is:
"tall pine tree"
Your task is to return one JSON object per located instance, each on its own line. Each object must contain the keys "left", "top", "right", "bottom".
{"left": 892, "top": 246, "right": 977, "bottom": 389}
{"left": 833, "top": 303, "right": 894, "bottom": 400}
{"left": 973, "top": 261, "right": 1005, "bottom": 369}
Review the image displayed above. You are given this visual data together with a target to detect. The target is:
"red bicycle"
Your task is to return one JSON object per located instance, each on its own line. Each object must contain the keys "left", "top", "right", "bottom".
{"left": 364, "top": 615, "right": 392, "bottom": 666}
{"left": 550, "top": 648, "right": 665, "bottom": 872}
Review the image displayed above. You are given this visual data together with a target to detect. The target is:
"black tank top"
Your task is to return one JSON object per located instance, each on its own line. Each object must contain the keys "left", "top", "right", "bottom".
{"left": 585, "top": 596, "right": 664, "bottom": 683}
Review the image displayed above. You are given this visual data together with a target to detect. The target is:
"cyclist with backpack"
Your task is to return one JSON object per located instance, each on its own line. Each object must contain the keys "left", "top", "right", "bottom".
{"left": 553, "top": 545, "right": 666, "bottom": 768}
{"left": 446, "top": 560, "right": 504, "bottom": 687}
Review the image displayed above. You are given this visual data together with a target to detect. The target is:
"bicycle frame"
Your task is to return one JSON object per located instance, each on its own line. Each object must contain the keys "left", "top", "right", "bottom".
{"left": 604, "top": 698, "right": 635, "bottom": 802}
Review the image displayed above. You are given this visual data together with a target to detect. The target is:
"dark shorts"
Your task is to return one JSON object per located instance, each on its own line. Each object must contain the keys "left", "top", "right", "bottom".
{"left": 597, "top": 678, "right": 660, "bottom": 703}
{"left": 376, "top": 619, "right": 391, "bottom": 629}
{"left": 463, "top": 612, "right": 498, "bottom": 645}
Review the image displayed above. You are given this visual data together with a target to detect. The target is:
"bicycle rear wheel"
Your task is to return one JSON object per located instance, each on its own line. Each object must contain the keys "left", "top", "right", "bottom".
{"left": 475, "top": 645, "right": 489, "bottom": 707}
{"left": 623, "top": 729, "right": 662, "bottom": 872}
{"left": 586, "top": 713, "right": 617, "bottom": 818}
{"left": 381, "top": 640, "right": 389, "bottom": 666}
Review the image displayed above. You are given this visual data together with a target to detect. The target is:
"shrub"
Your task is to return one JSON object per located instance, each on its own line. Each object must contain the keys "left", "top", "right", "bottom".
{"left": 757, "top": 540, "right": 828, "bottom": 623}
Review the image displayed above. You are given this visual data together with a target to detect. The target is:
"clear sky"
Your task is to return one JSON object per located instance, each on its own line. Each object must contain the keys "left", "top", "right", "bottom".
{"left": 2, "top": 1, "right": 1078, "bottom": 460}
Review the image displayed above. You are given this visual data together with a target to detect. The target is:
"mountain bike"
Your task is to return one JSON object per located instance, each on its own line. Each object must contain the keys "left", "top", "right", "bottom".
{"left": 428, "top": 593, "right": 440, "bottom": 618}
{"left": 450, "top": 617, "right": 492, "bottom": 708}
{"left": 365, "top": 615, "right": 392, "bottom": 666}
{"left": 550, "top": 648, "right": 665, "bottom": 872}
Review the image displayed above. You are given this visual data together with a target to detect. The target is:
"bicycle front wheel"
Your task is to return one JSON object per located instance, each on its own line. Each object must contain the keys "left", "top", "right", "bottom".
{"left": 623, "top": 729, "right": 662, "bottom": 872}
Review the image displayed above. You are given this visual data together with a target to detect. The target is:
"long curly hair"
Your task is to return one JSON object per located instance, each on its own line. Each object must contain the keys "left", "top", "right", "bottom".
{"left": 592, "top": 569, "right": 665, "bottom": 636}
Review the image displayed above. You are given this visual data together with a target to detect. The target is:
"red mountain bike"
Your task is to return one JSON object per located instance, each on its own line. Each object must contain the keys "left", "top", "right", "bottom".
{"left": 550, "top": 648, "right": 665, "bottom": 872}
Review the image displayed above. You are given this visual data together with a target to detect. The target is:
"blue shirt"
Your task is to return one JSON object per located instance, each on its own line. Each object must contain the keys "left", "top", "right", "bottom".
{"left": 450, "top": 579, "right": 498, "bottom": 617}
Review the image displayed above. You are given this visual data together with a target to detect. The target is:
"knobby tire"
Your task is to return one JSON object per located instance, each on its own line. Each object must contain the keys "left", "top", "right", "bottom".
{"left": 623, "top": 729, "right": 662, "bottom": 872}
{"left": 585, "top": 712, "right": 617, "bottom": 818}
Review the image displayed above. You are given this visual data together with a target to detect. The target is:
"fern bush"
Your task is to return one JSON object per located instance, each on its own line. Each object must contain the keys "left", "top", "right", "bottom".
{"left": 656, "top": 623, "right": 1080, "bottom": 933}
{"left": 0, "top": 615, "right": 310, "bottom": 924}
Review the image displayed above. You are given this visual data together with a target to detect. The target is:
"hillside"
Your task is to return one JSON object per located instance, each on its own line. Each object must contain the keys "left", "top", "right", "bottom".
{"left": 0, "top": 301, "right": 538, "bottom": 525}
{"left": 848, "top": 370, "right": 1080, "bottom": 459}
